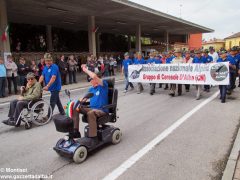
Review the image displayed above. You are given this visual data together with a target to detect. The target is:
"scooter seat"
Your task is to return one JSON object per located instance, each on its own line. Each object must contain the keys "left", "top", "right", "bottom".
{"left": 82, "top": 114, "right": 115, "bottom": 125}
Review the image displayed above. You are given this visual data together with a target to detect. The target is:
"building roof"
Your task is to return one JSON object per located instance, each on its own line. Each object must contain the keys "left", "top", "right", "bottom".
{"left": 6, "top": 0, "right": 213, "bottom": 37}
{"left": 202, "top": 39, "right": 225, "bottom": 45}
{"left": 224, "top": 32, "right": 240, "bottom": 40}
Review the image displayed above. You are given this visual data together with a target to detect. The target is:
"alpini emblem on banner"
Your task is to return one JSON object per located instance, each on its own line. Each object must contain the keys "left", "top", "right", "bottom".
{"left": 210, "top": 63, "right": 228, "bottom": 82}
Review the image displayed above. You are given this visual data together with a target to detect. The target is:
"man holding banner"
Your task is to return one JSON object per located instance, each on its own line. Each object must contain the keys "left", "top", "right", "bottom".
{"left": 217, "top": 50, "right": 234, "bottom": 103}
{"left": 128, "top": 50, "right": 230, "bottom": 101}
{"left": 202, "top": 49, "right": 213, "bottom": 92}
{"left": 169, "top": 49, "right": 184, "bottom": 97}
{"left": 134, "top": 52, "right": 146, "bottom": 94}
{"left": 147, "top": 52, "right": 162, "bottom": 95}
{"left": 164, "top": 52, "right": 174, "bottom": 90}
{"left": 122, "top": 52, "right": 134, "bottom": 93}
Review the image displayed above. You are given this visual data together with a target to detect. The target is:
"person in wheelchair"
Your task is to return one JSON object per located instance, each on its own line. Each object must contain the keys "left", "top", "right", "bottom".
{"left": 2, "top": 72, "right": 42, "bottom": 126}
{"left": 71, "top": 64, "right": 108, "bottom": 145}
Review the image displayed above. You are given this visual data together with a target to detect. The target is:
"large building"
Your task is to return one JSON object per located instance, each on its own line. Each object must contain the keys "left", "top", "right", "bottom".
{"left": 0, "top": 0, "right": 213, "bottom": 59}
{"left": 202, "top": 39, "right": 225, "bottom": 51}
{"left": 224, "top": 32, "right": 240, "bottom": 50}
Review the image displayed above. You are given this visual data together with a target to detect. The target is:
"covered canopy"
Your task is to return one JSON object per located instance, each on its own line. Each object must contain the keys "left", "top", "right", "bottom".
{"left": 6, "top": 0, "right": 213, "bottom": 36}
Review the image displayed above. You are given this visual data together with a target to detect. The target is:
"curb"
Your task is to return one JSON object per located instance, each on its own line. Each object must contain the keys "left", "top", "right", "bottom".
{"left": 222, "top": 125, "right": 240, "bottom": 180}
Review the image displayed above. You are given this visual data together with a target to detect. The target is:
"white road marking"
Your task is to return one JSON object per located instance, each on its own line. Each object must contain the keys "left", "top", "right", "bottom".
{"left": 102, "top": 91, "right": 219, "bottom": 180}
{"left": 0, "top": 79, "right": 124, "bottom": 107}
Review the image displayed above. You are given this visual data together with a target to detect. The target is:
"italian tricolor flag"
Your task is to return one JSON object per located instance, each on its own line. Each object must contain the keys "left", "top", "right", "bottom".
{"left": 1, "top": 25, "right": 9, "bottom": 42}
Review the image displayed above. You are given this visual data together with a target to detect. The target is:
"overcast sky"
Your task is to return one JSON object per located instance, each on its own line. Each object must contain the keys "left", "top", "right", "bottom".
{"left": 130, "top": 0, "right": 240, "bottom": 40}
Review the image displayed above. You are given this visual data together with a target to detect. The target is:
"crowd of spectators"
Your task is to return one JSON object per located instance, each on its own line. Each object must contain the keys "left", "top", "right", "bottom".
{"left": 0, "top": 54, "right": 121, "bottom": 98}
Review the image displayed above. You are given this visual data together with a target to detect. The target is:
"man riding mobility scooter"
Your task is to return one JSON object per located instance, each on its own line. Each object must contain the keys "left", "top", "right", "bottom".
{"left": 53, "top": 66, "right": 121, "bottom": 163}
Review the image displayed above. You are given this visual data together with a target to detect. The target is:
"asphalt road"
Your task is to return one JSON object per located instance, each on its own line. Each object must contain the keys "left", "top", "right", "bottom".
{"left": 0, "top": 82, "right": 239, "bottom": 180}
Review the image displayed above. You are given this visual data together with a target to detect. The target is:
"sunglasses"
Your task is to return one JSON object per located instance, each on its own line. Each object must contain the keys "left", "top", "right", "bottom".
{"left": 27, "top": 78, "right": 34, "bottom": 81}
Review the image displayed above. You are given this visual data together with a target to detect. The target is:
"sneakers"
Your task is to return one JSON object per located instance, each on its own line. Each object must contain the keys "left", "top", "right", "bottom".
{"left": 2, "top": 119, "right": 16, "bottom": 126}
{"left": 123, "top": 90, "right": 127, "bottom": 93}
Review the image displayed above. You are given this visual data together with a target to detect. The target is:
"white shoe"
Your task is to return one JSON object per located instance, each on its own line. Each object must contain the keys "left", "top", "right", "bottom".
{"left": 123, "top": 90, "right": 127, "bottom": 93}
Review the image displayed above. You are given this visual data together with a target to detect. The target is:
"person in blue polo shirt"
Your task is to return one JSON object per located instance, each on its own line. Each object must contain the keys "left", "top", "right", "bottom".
{"left": 202, "top": 49, "right": 213, "bottom": 92}
{"left": 217, "top": 49, "right": 235, "bottom": 103}
{"left": 227, "top": 47, "right": 238, "bottom": 94}
{"left": 148, "top": 52, "right": 162, "bottom": 95}
{"left": 236, "top": 46, "right": 240, "bottom": 87}
{"left": 122, "top": 52, "right": 134, "bottom": 93}
{"left": 0, "top": 57, "right": 6, "bottom": 98}
{"left": 134, "top": 52, "right": 145, "bottom": 94}
{"left": 71, "top": 65, "right": 108, "bottom": 146}
{"left": 164, "top": 52, "right": 173, "bottom": 90}
{"left": 39, "top": 53, "right": 65, "bottom": 115}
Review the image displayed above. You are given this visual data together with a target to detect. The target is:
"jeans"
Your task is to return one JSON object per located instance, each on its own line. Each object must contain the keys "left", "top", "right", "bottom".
{"left": 0, "top": 77, "right": 6, "bottom": 97}
{"left": 69, "top": 71, "right": 76, "bottom": 84}
{"left": 50, "top": 91, "right": 65, "bottom": 115}
{"left": 124, "top": 72, "right": 134, "bottom": 90}
{"left": 219, "top": 85, "right": 227, "bottom": 101}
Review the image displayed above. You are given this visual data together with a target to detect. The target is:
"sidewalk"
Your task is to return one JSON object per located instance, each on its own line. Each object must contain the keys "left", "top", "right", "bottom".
{"left": 234, "top": 157, "right": 240, "bottom": 180}
{"left": 222, "top": 122, "right": 240, "bottom": 180}
{"left": 0, "top": 71, "right": 124, "bottom": 104}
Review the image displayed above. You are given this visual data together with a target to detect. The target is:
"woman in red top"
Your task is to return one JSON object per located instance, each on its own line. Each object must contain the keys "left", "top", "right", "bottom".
{"left": 38, "top": 58, "right": 45, "bottom": 76}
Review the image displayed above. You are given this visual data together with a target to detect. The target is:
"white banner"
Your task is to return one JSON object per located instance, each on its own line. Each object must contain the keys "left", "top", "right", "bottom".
{"left": 128, "top": 62, "right": 230, "bottom": 85}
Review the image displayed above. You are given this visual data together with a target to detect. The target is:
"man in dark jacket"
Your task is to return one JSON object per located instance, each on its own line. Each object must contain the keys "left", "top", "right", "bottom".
{"left": 18, "top": 57, "right": 30, "bottom": 86}
{"left": 58, "top": 55, "right": 68, "bottom": 85}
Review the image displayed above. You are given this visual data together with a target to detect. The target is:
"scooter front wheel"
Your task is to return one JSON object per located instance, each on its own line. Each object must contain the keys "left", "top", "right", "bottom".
{"left": 73, "top": 146, "right": 88, "bottom": 163}
{"left": 112, "top": 129, "right": 122, "bottom": 144}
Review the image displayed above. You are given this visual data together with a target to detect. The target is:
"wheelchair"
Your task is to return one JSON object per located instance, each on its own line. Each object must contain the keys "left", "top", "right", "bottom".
{"left": 16, "top": 98, "right": 52, "bottom": 129}
{"left": 53, "top": 78, "right": 122, "bottom": 163}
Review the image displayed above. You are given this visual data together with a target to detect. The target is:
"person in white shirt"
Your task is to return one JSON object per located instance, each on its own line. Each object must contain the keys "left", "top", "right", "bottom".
{"left": 169, "top": 49, "right": 184, "bottom": 96}
{"left": 5, "top": 55, "right": 18, "bottom": 95}
{"left": 208, "top": 47, "right": 219, "bottom": 63}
